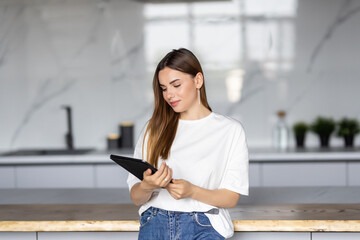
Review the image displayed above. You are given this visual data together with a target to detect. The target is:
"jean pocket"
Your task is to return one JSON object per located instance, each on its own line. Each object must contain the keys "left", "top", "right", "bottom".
{"left": 140, "top": 209, "right": 154, "bottom": 228}
{"left": 193, "top": 213, "right": 212, "bottom": 227}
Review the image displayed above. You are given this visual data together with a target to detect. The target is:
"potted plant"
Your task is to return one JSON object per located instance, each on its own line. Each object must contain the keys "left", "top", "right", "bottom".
{"left": 336, "top": 118, "right": 359, "bottom": 147}
{"left": 293, "top": 122, "right": 308, "bottom": 148}
{"left": 310, "top": 117, "right": 335, "bottom": 148}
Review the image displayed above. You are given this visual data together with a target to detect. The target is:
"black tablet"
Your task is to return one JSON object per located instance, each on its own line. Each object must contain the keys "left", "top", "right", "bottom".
{"left": 110, "top": 154, "right": 157, "bottom": 181}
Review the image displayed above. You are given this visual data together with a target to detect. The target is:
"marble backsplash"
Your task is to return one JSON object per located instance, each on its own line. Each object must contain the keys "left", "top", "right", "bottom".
{"left": 0, "top": 0, "right": 359, "bottom": 151}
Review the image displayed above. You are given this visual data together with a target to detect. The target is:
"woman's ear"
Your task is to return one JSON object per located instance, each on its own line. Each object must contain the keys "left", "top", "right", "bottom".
{"left": 194, "top": 72, "right": 204, "bottom": 89}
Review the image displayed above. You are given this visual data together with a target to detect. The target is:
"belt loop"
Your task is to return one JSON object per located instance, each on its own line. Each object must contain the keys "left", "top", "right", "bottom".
{"left": 205, "top": 208, "right": 219, "bottom": 215}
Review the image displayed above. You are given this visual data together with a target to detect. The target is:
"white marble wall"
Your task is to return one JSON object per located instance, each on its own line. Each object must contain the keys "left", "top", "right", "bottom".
{"left": 0, "top": 0, "right": 359, "bottom": 151}
{"left": 0, "top": 0, "right": 146, "bottom": 150}
{"left": 231, "top": 0, "right": 360, "bottom": 147}
{"left": 285, "top": 0, "right": 360, "bottom": 147}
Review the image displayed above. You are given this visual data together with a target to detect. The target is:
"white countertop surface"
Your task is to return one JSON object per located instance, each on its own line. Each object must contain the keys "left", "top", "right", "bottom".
{"left": 1, "top": 147, "right": 360, "bottom": 165}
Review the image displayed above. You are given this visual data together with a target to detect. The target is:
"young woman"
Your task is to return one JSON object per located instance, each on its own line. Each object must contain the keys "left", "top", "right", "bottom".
{"left": 127, "top": 48, "right": 249, "bottom": 239}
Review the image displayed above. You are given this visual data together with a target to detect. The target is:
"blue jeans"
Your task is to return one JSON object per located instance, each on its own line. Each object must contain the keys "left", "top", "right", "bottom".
{"left": 138, "top": 207, "right": 225, "bottom": 240}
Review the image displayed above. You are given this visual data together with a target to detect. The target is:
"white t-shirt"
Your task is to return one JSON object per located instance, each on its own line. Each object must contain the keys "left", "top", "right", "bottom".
{"left": 127, "top": 112, "right": 249, "bottom": 238}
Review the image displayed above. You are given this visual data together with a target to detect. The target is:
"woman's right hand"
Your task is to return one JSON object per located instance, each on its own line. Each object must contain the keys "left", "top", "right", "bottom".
{"left": 140, "top": 162, "right": 172, "bottom": 191}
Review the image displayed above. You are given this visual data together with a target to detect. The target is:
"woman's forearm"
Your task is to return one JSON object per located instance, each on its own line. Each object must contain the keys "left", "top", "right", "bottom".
{"left": 191, "top": 186, "right": 240, "bottom": 208}
{"left": 166, "top": 179, "right": 240, "bottom": 208}
{"left": 130, "top": 182, "right": 154, "bottom": 206}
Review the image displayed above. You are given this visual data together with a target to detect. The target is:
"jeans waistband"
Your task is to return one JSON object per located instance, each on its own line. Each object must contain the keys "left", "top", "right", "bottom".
{"left": 145, "top": 206, "right": 219, "bottom": 216}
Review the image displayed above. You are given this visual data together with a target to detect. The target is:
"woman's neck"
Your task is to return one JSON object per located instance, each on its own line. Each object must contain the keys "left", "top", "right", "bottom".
{"left": 180, "top": 105, "right": 212, "bottom": 120}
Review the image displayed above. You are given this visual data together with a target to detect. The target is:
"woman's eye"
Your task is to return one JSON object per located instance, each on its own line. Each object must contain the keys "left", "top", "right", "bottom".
{"left": 174, "top": 84, "right": 181, "bottom": 88}
{"left": 161, "top": 88, "right": 167, "bottom": 92}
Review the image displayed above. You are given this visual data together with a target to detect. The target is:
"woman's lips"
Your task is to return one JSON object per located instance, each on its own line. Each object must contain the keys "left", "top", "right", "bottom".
{"left": 170, "top": 100, "right": 180, "bottom": 107}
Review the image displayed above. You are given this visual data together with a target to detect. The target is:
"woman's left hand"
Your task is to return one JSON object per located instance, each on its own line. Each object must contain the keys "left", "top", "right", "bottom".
{"left": 166, "top": 179, "right": 195, "bottom": 200}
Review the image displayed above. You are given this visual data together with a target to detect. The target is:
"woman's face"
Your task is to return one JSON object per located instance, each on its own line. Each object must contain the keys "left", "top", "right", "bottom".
{"left": 158, "top": 67, "right": 200, "bottom": 113}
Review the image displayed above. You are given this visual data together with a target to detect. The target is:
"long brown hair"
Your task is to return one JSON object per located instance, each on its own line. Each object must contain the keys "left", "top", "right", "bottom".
{"left": 144, "top": 48, "right": 212, "bottom": 167}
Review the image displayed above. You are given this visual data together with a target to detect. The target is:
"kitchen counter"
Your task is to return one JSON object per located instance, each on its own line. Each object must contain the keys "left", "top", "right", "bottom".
{"left": 249, "top": 147, "right": 360, "bottom": 162}
{"left": 1, "top": 204, "right": 359, "bottom": 232}
{"left": 1, "top": 147, "right": 360, "bottom": 165}
{"left": 0, "top": 149, "right": 134, "bottom": 165}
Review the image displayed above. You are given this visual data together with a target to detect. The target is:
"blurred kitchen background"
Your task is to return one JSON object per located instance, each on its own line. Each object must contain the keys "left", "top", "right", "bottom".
{"left": 1, "top": 0, "right": 359, "bottom": 152}
{"left": 1, "top": 1, "right": 360, "bottom": 239}
{"left": 1, "top": 0, "right": 360, "bottom": 206}
{"left": 0, "top": 3, "right": 360, "bottom": 240}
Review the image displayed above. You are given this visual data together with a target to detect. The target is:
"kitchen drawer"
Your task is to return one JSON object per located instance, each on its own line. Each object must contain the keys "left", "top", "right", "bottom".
{"left": 312, "top": 232, "right": 360, "bottom": 240}
{"left": 0, "top": 232, "right": 36, "bottom": 240}
{"left": 95, "top": 163, "right": 129, "bottom": 188}
{"left": 262, "top": 162, "right": 346, "bottom": 187}
{"left": 38, "top": 232, "right": 137, "bottom": 240}
{"left": 249, "top": 163, "right": 261, "bottom": 187}
{"left": 16, "top": 165, "right": 94, "bottom": 188}
{"left": 0, "top": 167, "right": 15, "bottom": 188}
{"left": 348, "top": 162, "right": 360, "bottom": 186}
{"left": 232, "top": 232, "right": 310, "bottom": 240}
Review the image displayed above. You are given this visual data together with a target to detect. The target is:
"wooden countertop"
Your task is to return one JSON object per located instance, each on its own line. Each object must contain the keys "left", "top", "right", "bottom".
{"left": 1, "top": 204, "right": 359, "bottom": 232}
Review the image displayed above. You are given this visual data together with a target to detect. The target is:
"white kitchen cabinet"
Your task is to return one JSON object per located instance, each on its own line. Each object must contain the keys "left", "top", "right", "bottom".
{"left": 312, "top": 232, "right": 360, "bottom": 239}
{"left": 95, "top": 163, "right": 129, "bottom": 188}
{"left": 262, "top": 162, "right": 347, "bottom": 187}
{"left": 38, "top": 232, "right": 138, "bottom": 240}
{"left": 3, "top": 161, "right": 354, "bottom": 188}
{"left": 348, "top": 162, "right": 360, "bottom": 186}
{"left": 1, "top": 150, "right": 359, "bottom": 189}
{"left": 249, "top": 163, "right": 261, "bottom": 187}
{"left": 231, "top": 232, "right": 310, "bottom": 240}
{"left": 0, "top": 167, "right": 15, "bottom": 188}
{"left": 0, "top": 232, "right": 36, "bottom": 240}
{"left": 16, "top": 165, "right": 95, "bottom": 188}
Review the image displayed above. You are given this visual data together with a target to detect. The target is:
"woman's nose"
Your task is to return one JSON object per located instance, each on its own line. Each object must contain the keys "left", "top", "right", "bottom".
{"left": 166, "top": 89, "right": 175, "bottom": 100}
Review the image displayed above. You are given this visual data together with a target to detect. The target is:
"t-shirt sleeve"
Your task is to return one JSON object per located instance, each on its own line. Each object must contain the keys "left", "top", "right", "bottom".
{"left": 219, "top": 124, "right": 249, "bottom": 196}
{"left": 126, "top": 125, "right": 147, "bottom": 191}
